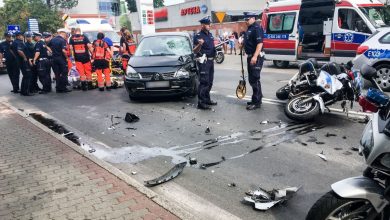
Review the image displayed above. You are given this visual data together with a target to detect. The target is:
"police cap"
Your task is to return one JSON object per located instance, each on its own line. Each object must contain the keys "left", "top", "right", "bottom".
{"left": 4, "top": 32, "right": 12, "bottom": 37}
{"left": 199, "top": 16, "right": 211, "bottom": 24}
{"left": 33, "top": 32, "right": 42, "bottom": 37}
{"left": 243, "top": 12, "right": 257, "bottom": 20}
{"left": 42, "top": 32, "right": 52, "bottom": 38}
{"left": 14, "top": 31, "right": 23, "bottom": 36}
{"left": 24, "top": 31, "right": 33, "bottom": 38}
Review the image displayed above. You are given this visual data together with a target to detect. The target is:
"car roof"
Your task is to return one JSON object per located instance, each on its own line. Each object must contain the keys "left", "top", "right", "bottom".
{"left": 142, "top": 32, "right": 191, "bottom": 38}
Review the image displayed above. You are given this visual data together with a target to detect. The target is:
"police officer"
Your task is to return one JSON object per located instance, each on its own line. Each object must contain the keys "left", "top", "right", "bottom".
{"left": 11, "top": 31, "right": 33, "bottom": 96}
{"left": 242, "top": 12, "right": 264, "bottom": 110}
{"left": 50, "top": 29, "right": 71, "bottom": 93}
{"left": 0, "top": 32, "right": 20, "bottom": 93}
{"left": 33, "top": 32, "right": 52, "bottom": 94}
{"left": 193, "top": 16, "right": 217, "bottom": 110}
{"left": 25, "top": 32, "right": 40, "bottom": 93}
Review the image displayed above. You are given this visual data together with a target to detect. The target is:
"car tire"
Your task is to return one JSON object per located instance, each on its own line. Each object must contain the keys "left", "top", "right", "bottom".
{"left": 273, "top": 60, "right": 289, "bottom": 68}
{"left": 374, "top": 64, "right": 390, "bottom": 92}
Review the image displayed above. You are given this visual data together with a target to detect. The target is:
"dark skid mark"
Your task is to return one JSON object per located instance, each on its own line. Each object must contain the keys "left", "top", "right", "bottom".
{"left": 145, "top": 162, "right": 187, "bottom": 187}
{"left": 30, "top": 113, "right": 81, "bottom": 146}
{"left": 55, "top": 187, "right": 68, "bottom": 193}
{"left": 316, "top": 142, "right": 325, "bottom": 145}
{"left": 249, "top": 146, "right": 264, "bottom": 154}
{"left": 334, "top": 147, "right": 343, "bottom": 151}
{"left": 200, "top": 157, "right": 226, "bottom": 169}
{"left": 203, "top": 139, "right": 218, "bottom": 147}
{"left": 326, "top": 133, "right": 337, "bottom": 137}
{"left": 296, "top": 125, "right": 326, "bottom": 135}
{"left": 204, "top": 144, "right": 220, "bottom": 150}
{"left": 285, "top": 123, "right": 311, "bottom": 132}
{"left": 343, "top": 151, "right": 353, "bottom": 156}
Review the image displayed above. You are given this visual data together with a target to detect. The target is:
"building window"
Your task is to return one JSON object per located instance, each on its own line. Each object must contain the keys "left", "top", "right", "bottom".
{"left": 98, "top": 0, "right": 117, "bottom": 15}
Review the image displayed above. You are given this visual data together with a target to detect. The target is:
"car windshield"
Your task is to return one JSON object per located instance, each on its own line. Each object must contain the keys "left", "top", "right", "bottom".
{"left": 134, "top": 35, "right": 192, "bottom": 57}
{"left": 360, "top": 6, "right": 390, "bottom": 28}
{"left": 84, "top": 31, "right": 121, "bottom": 43}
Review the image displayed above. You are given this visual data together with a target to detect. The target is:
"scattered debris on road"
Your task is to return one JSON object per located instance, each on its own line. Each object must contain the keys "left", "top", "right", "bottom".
{"left": 342, "top": 136, "right": 347, "bottom": 139}
{"left": 125, "top": 127, "right": 137, "bottom": 130}
{"left": 125, "top": 113, "right": 140, "bottom": 123}
{"left": 205, "top": 127, "right": 211, "bottom": 134}
{"left": 243, "top": 186, "right": 301, "bottom": 210}
{"left": 343, "top": 151, "right": 352, "bottom": 156}
{"left": 200, "top": 157, "right": 226, "bottom": 169}
{"left": 228, "top": 183, "right": 236, "bottom": 187}
{"left": 131, "top": 171, "right": 137, "bottom": 175}
{"left": 316, "top": 151, "right": 327, "bottom": 161}
{"left": 88, "top": 149, "right": 96, "bottom": 153}
{"left": 189, "top": 157, "right": 197, "bottom": 165}
{"left": 325, "top": 133, "right": 337, "bottom": 137}
{"left": 351, "top": 146, "right": 359, "bottom": 151}
{"left": 144, "top": 162, "right": 187, "bottom": 187}
{"left": 315, "top": 141, "right": 325, "bottom": 145}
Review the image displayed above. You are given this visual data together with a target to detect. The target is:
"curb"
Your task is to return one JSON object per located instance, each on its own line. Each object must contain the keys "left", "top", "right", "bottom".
{"left": 1, "top": 101, "right": 197, "bottom": 220}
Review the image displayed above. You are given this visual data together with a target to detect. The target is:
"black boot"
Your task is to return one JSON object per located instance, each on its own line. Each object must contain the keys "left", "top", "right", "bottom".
{"left": 106, "top": 86, "right": 111, "bottom": 91}
{"left": 87, "top": 81, "right": 94, "bottom": 90}
{"left": 99, "top": 87, "right": 104, "bottom": 91}
{"left": 81, "top": 81, "right": 87, "bottom": 91}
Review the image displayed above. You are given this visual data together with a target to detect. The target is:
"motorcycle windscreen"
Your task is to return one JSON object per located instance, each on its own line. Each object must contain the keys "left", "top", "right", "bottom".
{"left": 316, "top": 70, "right": 343, "bottom": 95}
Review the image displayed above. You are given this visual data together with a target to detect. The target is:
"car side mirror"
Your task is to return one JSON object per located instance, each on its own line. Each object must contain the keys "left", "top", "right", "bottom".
{"left": 360, "top": 64, "right": 377, "bottom": 80}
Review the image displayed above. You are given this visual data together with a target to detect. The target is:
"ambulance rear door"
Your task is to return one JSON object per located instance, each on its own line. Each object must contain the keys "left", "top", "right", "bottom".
{"left": 331, "top": 5, "right": 372, "bottom": 64}
{"left": 263, "top": 6, "right": 300, "bottom": 62}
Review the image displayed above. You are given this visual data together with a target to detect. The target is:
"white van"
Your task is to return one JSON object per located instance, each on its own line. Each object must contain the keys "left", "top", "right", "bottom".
{"left": 262, "top": 0, "right": 390, "bottom": 68}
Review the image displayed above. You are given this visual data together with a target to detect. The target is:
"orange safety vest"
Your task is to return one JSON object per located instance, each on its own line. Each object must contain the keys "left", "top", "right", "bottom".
{"left": 71, "top": 35, "right": 88, "bottom": 55}
{"left": 93, "top": 40, "right": 111, "bottom": 60}
{"left": 124, "top": 40, "right": 136, "bottom": 55}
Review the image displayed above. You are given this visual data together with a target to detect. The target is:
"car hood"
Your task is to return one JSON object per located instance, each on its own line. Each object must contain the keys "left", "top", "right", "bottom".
{"left": 129, "top": 56, "right": 182, "bottom": 68}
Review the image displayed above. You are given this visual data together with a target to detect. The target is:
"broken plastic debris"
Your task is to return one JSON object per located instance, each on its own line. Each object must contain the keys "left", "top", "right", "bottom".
{"left": 260, "top": 120, "right": 269, "bottom": 124}
{"left": 125, "top": 127, "right": 137, "bottom": 130}
{"left": 144, "top": 162, "right": 186, "bottom": 187}
{"left": 131, "top": 171, "right": 137, "bottom": 175}
{"left": 125, "top": 113, "right": 140, "bottom": 123}
{"left": 228, "top": 183, "right": 236, "bottom": 187}
{"left": 62, "top": 132, "right": 74, "bottom": 136}
{"left": 350, "top": 146, "right": 359, "bottom": 152}
{"left": 315, "top": 141, "right": 325, "bottom": 145}
{"left": 325, "top": 133, "right": 337, "bottom": 137}
{"left": 88, "top": 149, "right": 96, "bottom": 153}
{"left": 189, "top": 157, "right": 197, "bottom": 165}
{"left": 316, "top": 151, "right": 327, "bottom": 161}
{"left": 243, "top": 186, "right": 301, "bottom": 210}
{"left": 205, "top": 127, "right": 210, "bottom": 134}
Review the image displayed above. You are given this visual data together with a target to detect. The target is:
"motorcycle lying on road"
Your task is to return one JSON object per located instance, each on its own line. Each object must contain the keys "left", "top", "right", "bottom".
{"left": 306, "top": 64, "right": 390, "bottom": 220}
{"left": 214, "top": 40, "right": 228, "bottom": 64}
{"left": 281, "top": 60, "right": 361, "bottom": 121}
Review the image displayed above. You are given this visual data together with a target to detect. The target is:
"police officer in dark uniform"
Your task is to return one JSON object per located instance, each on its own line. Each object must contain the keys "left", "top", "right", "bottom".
{"left": 193, "top": 16, "right": 217, "bottom": 110}
{"left": 0, "top": 32, "right": 20, "bottom": 93}
{"left": 243, "top": 12, "right": 265, "bottom": 110}
{"left": 11, "top": 31, "right": 33, "bottom": 96}
{"left": 50, "top": 29, "right": 71, "bottom": 93}
{"left": 33, "top": 32, "right": 52, "bottom": 94}
{"left": 24, "top": 32, "right": 40, "bottom": 93}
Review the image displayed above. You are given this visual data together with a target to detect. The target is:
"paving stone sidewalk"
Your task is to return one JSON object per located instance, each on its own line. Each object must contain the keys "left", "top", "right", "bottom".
{"left": 0, "top": 103, "right": 180, "bottom": 220}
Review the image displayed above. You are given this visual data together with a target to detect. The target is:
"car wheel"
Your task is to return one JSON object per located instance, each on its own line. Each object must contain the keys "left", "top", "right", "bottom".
{"left": 273, "top": 60, "right": 289, "bottom": 68}
{"left": 374, "top": 64, "right": 390, "bottom": 92}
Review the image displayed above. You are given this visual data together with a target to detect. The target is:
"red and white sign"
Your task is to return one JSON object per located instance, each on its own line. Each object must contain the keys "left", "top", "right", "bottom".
{"left": 181, "top": 6, "right": 201, "bottom": 16}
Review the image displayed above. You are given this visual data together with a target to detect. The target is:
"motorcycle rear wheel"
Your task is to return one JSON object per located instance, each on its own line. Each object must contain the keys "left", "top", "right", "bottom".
{"left": 215, "top": 53, "right": 224, "bottom": 64}
{"left": 276, "top": 84, "right": 290, "bottom": 100}
{"left": 284, "top": 95, "right": 320, "bottom": 121}
{"left": 306, "top": 191, "right": 387, "bottom": 220}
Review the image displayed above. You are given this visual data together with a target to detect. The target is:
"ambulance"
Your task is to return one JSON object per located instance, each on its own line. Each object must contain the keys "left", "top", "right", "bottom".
{"left": 261, "top": 0, "right": 390, "bottom": 68}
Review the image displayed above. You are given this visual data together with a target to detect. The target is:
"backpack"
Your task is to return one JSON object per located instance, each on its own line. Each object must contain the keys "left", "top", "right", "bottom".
{"left": 93, "top": 40, "right": 110, "bottom": 60}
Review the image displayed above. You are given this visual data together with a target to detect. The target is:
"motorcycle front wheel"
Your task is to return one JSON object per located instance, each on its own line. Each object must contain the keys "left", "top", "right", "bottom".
{"left": 306, "top": 191, "right": 387, "bottom": 220}
{"left": 284, "top": 95, "right": 320, "bottom": 121}
{"left": 215, "top": 53, "right": 224, "bottom": 64}
{"left": 276, "top": 84, "right": 290, "bottom": 100}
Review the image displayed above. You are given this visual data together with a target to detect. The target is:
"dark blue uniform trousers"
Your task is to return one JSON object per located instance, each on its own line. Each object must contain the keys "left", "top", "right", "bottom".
{"left": 247, "top": 56, "right": 264, "bottom": 104}
{"left": 197, "top": 59, "right": 214, "bottom": 105}
{"left": 51, "top": 57, "right": 68, "bottom": 91}
{"left": 37, "top": 59, "right": 52, "bottom": 92}
{"left": 19, "top": 61, "right": 32, "bottom": 95}
{"left": 6, "top": 61, "right": 20, "bottom": 91}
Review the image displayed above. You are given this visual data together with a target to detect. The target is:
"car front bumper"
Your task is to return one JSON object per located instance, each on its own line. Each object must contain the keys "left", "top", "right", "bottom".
{"left": 125, "top": 77, "right": 192, "bottom": 97}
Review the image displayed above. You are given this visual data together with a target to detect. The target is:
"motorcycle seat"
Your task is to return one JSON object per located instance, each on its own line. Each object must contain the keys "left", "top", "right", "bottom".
{"left": 321, "top": 62, "right": 341, "bottom": 76}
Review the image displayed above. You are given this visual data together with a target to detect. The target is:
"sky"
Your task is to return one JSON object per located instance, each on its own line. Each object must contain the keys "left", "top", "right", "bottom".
{"left": 0, "top": 0, "right": 3, "bottom": 7}
{"left": 164, "top": 0, "right": 185, "bottom": 6}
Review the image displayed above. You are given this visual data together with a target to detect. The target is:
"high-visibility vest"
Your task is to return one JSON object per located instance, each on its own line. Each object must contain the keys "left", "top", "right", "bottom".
{"left": 124, "top": 40, "right": 136, "bottom": 55}
{"left": 92, "top": 40, "right": 110, "bottom": 60}
{"left": 71, "top": 35, "right": 88, "bottom": 55}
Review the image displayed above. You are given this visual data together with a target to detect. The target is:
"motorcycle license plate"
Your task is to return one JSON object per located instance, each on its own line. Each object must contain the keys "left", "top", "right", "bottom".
{"left": 145, "top": 81, "right": 170, "bottom": 88}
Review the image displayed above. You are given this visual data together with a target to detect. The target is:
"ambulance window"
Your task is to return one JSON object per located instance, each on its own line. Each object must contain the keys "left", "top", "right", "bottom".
{"left": 338, "top": 9, "right": 371, "bottom": 34}
{"left": 268, "top": 13, "right": 296, "bottom": 34}
{"left": 379, "top": 32, "right": 390, "bottom": 44}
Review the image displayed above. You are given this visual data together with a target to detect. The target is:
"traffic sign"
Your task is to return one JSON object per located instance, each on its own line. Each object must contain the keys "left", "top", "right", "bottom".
{"left": 28, "top": 18, "right": 39, "bottom": 33}
{"left": 215, "top": 12, "right": 226, "bottom": 23}
{"left": 7, "top": 25, "right": 20, "bottom": 34}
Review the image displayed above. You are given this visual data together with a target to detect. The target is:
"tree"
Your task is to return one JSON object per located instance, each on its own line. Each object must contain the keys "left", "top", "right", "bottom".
{"left": 125, "top": 0, "right": 165, "bottom": 12}
{"left": 119, "top": 14, "right": 132, "bottom": 31}
{"left": 46, "top": 0, "right": 78, "bottom": 9}
{"left": 0, "top": 0, "right": 64, "bottom": 35}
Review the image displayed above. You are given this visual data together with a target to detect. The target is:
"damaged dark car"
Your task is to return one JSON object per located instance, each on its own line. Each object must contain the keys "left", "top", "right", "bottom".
{"left": 124, "top": 32, "right": 199, "bottom": 100}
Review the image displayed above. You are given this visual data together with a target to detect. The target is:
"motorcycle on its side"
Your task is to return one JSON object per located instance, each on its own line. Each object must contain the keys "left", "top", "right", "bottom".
{"left": 214, "top": 40, "right": 228, "bottom": 64}
{"left": 306, "top": 64, "right": 390, "bottom": 220}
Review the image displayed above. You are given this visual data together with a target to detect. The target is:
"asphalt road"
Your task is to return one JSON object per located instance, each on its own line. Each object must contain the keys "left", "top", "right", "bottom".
{"left": 0, "top": 56, "right": 371, "bottom": 220}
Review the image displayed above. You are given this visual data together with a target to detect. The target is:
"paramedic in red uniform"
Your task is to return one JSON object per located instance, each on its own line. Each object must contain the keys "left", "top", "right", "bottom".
{"left": 92, "top": 32, "right": 113, "bottom": 92}
{"left": 69, "top": 28, "right": 93, "bottom": 91}
{"left": 121, "top": 30, "right": 136, "bottom": 71}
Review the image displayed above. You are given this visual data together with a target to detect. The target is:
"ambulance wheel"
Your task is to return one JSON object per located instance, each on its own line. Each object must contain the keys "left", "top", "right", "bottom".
{"left": 273, "top": 60, "right": 289, "bottom": 68}
{"left": 374, "top": 64, "right": 390, "bottom": 92}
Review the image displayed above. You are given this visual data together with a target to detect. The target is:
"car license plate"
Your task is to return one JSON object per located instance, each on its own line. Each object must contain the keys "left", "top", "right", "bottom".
{"left": 145, "top": 81, "right": 170, "bottom": 88}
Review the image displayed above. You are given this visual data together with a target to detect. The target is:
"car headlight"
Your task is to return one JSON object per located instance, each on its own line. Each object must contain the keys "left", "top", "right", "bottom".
{"left": 126, "top": 66, "right": 140, "bottom": 79}
{"left": 360, "top": 120, "right": 374, "bottom": 159}
{"left": 174, "top": 68, "right": 189, "bottom": 78}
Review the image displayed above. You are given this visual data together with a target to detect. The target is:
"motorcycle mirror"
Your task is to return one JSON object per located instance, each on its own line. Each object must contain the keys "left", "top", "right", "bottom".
{"left": 346, "top": 61, "right": 353, "bottom": 70}
{"left": 360, "top": 64, "right": 377, "bottom": 80}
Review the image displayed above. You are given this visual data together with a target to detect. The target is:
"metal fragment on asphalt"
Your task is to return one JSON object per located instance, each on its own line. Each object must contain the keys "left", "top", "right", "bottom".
{"left": 88, "top": 149, "right": 96, "bottom": 153}
{"left": 243, "top": 186, "right": 300, "bottom": 210}
{"left": 189, "top": 157, "right": 197, "bottom": 165}
{"left": 316, "top": 151, "right": 327, "bottom": 161}
{"left": 144, "top": 162, "right": 187, "bottom": 187}
{"left": 228, "top": 183, "right": 236, "bottom": 187}
{"left": 205, "top": 127, "right": 210, "bottom": 134}
{"left": 131, "top": 171, "right": 137, "bottom": 175}
{"left": 125, "top": 113, "right": 140, "bottom": 123}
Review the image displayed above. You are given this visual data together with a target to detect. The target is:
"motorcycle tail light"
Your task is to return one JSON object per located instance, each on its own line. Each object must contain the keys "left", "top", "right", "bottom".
{"left": 359, "top": 96, "right": 379, "bottom": 113}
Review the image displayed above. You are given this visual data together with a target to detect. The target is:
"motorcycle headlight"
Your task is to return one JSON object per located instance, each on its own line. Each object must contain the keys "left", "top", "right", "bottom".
{"left": 174, "top": 68, "right": 189, "bottom": 78}
{"left": 360, "top": 120, "right": 374, "bottom": 159}
{"left": 126, "top": 66, "right": 140, "bottom": 79}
